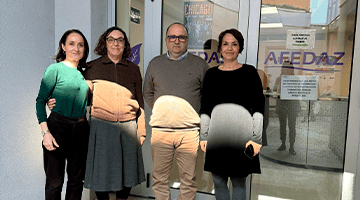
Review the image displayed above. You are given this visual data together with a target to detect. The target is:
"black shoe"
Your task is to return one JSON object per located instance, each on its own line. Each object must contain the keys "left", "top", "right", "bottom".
{"left": 277, "top": 144, "right": 286, "bottom": 151}
{"left": 289, "top": 148, "right": 296, "bottom": 155}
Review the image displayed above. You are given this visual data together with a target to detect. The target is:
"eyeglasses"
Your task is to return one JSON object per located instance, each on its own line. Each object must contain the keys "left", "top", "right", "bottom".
{"left": 106, "top": 37, "right": 125, "bottom": 44}
{"left": 167, "top": 35, "right": 188, "bottom": 42}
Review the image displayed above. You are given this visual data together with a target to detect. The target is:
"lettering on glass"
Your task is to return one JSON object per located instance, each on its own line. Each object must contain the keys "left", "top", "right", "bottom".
{"left": 264, "top": 51, "right": 344, "bottom": 72}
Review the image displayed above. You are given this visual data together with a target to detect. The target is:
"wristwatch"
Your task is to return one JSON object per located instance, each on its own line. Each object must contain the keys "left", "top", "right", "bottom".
{"left": 41, "top": 130, "right": 49, "bottom": 136}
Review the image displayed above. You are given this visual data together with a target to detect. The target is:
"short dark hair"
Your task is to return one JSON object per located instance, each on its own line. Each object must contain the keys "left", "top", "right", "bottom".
{"left": 94, "top": 26, "right": 132, "bottom": 59}
{"left": 166, "top": 22, "right": 188, "bottom": 37}
{"left": 218, "top": 29, "right": 244, "bottom": 54}
{"left": 55, "top": 29, "right": 89, "bottom": 67}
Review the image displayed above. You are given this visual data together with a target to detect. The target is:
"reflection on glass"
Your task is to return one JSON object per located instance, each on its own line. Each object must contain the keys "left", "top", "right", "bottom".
{"left": 274, "top": 62, "right": 301, "bottom": 155}
{"left": 255, "top": 0, "right": 356, "bottom": 199}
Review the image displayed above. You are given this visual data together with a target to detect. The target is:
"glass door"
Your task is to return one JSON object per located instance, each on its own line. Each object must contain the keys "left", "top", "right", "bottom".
{"left": 253, "top": 0, "right": 358, "bottom": 199}
{"left": 162, "top": 1, "right": 240, "bottom": 198}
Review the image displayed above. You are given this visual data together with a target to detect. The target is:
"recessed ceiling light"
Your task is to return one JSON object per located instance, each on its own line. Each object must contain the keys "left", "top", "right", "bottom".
{"left": 260, "top": 23, "right": 283, "bottom": 28}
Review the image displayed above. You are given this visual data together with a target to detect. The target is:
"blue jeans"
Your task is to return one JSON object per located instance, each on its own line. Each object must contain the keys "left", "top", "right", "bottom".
{"left": 43, "top": 112, "right": 90, "bottom": 200}
{"left": 211, "top": 173, "right": 247, "bottom": 200}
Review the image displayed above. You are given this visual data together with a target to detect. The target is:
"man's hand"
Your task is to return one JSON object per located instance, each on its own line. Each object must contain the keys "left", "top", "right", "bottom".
{"left": 200, "top": 141, "right": 207, "bottom": 152}
{"left": 47, "top": 98, "right": 56, "bottom": 110}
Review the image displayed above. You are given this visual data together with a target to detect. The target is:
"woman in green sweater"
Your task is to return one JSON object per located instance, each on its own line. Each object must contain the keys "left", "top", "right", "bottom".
{"left": 36, "top": 29, "right": 90, "bottom": 200}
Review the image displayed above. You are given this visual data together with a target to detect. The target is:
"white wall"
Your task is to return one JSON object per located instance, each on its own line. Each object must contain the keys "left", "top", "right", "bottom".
{"left": 0, "top": 0, "right": 108, "bottom": 199}
{"left": 91, "top": 0, "right": 109, "bottom": 60}
{"left": 54, "top": 0, "right": 90, "bottom": 56}
{"left": 0, "top": 0, "right": 55, "bottom": 199}
{"left": 55, "top": 0, "right": 108, "bottom": 61}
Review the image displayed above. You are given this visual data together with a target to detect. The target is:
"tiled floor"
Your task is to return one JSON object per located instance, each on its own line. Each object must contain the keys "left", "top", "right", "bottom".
{"left": 126, "top": 154, "right": 342, "bottom": 200}
{"left": 251, "top": 155, "right": 342, "bottom": 200}
{"left": 113, "top": 113, "right": 345, "bottom": 200}
{"left": 261, "top": 115, "right": 344, "bottom": 170}
{"left": 252, "top": 114, "right": 343, "bottom": 200}
{"left": 106, "top": 194, "right": 154, "bottom": 200}
{"left": 128, "top": 195, "right": 154, "bottom": 200}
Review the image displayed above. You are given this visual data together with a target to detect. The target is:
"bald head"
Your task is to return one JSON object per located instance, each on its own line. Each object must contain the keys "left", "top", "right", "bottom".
{"left": 166, "top": 22, "right": 188, "bottom": 37}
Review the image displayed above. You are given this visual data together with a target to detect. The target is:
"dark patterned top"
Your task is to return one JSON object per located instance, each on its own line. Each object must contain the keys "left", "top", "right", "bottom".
{"left": 200, "top": 64, "right": 264, "bottom": 117}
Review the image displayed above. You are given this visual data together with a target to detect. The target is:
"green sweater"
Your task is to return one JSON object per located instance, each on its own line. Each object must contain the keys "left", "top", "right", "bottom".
{"left": 36, "top": 62, "right": 89, "bottom": 123}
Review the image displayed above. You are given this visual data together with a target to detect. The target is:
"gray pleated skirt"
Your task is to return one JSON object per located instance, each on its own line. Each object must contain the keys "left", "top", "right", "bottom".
{"left": 84, "top": 116, "right": 146, "bottom": 191}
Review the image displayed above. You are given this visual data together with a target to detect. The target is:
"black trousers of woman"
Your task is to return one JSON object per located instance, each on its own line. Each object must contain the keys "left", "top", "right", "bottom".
{"left": 43, "top": 112, "right": 90, "bottom": 200}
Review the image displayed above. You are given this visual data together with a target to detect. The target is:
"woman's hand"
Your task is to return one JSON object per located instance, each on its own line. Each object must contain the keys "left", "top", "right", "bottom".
{"left": 245, "top": 140, "right": 262, "bottom": 156}
{"left": 47, "top": 98, "right": 56, "bottom": 110}
{"left": 139, "top": 136, "right": 145, "bottom": 146}
{"left": 200, "top": 141, "right": 207, "bottom": 152}
{"left": 43, "top": 132, "right": 59, "bottom": 151}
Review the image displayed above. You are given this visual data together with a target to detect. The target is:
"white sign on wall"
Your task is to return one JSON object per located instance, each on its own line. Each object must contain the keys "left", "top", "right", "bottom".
{"left": 281, "top": 75, "right": 318, "bottom": 100}
{"left": 286, "top": 29, "right": 316, "bottom": 49}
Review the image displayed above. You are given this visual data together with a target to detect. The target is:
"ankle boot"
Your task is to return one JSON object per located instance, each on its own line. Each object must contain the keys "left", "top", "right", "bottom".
{"left": 289, "top": 145, "right": 296, "bottom": 155}
{"left": 277, "top": 143, "right": 286, "bottom": 151}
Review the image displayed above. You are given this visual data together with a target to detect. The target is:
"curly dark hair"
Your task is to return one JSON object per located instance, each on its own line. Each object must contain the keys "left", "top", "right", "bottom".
{"left": 55, "top": 29, "right": 89, "bottom": 67}
{"left": 94, "top": 26, "right": 132, "bottom": 59}
{"left": 217, "top": 28, "right": 244, "bottom": 54}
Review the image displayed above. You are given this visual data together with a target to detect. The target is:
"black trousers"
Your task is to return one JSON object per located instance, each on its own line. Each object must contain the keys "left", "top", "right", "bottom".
{"left": 43, "top": 112, "right": 90, "bottom": 200}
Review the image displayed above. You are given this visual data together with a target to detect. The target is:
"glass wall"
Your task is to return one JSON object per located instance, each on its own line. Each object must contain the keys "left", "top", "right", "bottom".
{"left": 254, "top": 0, "right": 358, "bottom": 199}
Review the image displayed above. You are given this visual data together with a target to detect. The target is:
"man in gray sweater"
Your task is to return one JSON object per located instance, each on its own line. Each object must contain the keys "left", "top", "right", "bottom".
{"left": 143, "top": 22, "right": 209, "bottom": 200}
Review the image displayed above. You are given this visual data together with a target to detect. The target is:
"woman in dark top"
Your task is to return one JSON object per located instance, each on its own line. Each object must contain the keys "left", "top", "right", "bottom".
{"left": 199, "top": 29, "right": 264, "bottom": 200}
{"left": 36, "top": 29, "right": 90, "bottom": 200}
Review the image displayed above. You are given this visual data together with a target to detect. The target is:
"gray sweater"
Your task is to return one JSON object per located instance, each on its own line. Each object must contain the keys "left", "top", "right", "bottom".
{"left": 143, "top": 53, "right": 209, "bottom": 129}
